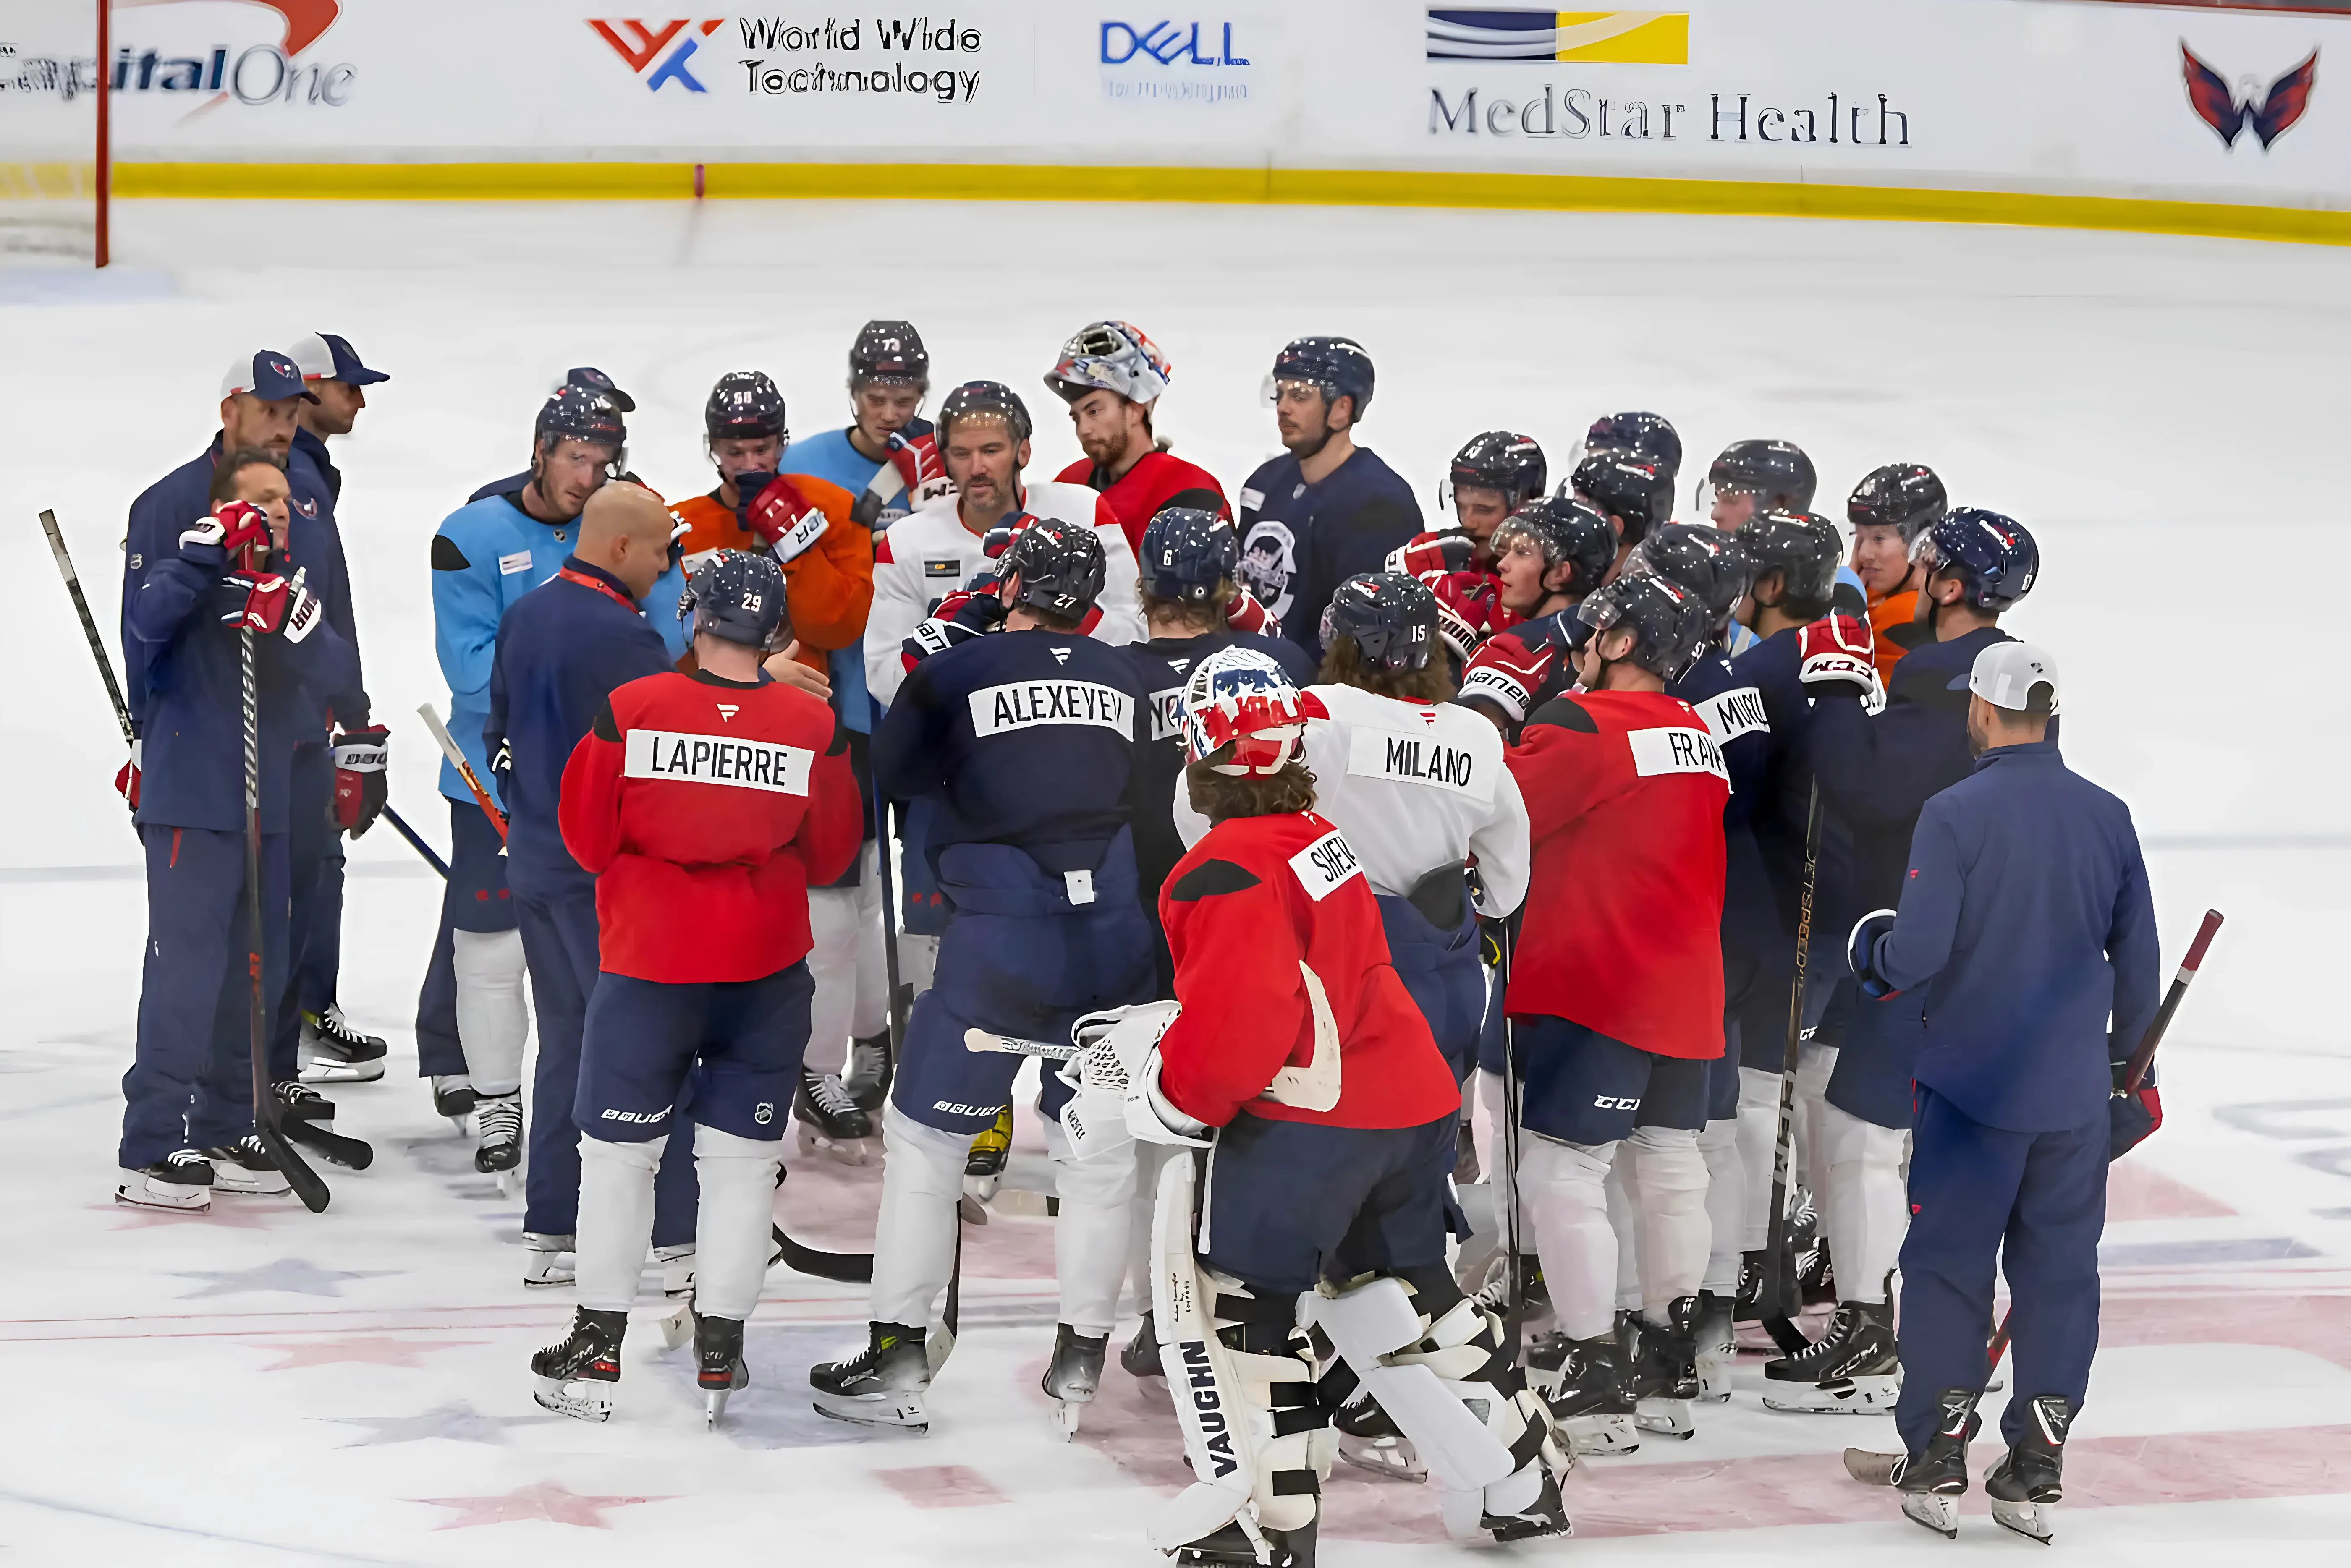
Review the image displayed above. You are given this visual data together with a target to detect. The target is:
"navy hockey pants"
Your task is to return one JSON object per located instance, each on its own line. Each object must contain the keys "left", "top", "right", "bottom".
{"left": 576, "top": 962, "right": 814, "bottom": 1142}
{"left": 414, "top": 799, "right": 516, "bottom": 1079}
{"left": 1377, "top": 892, "right": 1484, "bottom": 1085}
{"left": 1199, "top": 1112, "right": 1462, "bottom": 1296}
{"left": 120, "top": 823, "right": 290, "bottom": 1168}
{"left": 1895, "top": 1085, "right": 2107, "bottom": 1454}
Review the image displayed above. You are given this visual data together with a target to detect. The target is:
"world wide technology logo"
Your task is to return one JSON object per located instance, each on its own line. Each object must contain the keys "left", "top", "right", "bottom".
{"left": 591, "top": 18, "right": 727, "bottom": 92}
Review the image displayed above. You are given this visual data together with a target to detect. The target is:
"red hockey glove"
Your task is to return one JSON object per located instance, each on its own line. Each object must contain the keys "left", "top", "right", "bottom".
{"left": 115, "top": 738, "right": 142, "bottom": 811}
{"left": 178, "top": 500, "right": 271, "bottom": 567}
{"left": 220, "top": 564, "right": 322, "bottom": 641}
{"left": 1224, "top": 585, "right": 1277, "bottom": 638}
{"left": 1423, "top": 570, "right": 1493, "bottom": 664}
{"left": 1386, "top": 529, "right": 1478, "bottom": 579}
{"left": 1459, "top": 630, "right": 1555, "bottom": 725}
{"left": 887, "top": 427, "right": 951, "bottom": 507}
{"left": 741, "top": 475, "right": 831, "bottom": 564}
{"left": 1797, "top": 614, "right": 1878, "bottom": 697}
{"left": 331, "top": 724, "right": 390, "bottom": 838}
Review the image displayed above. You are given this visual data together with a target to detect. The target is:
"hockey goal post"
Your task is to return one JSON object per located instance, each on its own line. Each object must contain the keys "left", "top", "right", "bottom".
{"left": 0, "top": 1, "right": 109, "bottom": 267}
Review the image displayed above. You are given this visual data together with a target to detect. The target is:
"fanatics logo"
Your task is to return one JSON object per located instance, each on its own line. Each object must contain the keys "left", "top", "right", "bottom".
{"left": 716, "top": 703, "right": 740, "bottom": 722}
{"left": 1050, "top": 647, "right": 1071, "bottom": 664}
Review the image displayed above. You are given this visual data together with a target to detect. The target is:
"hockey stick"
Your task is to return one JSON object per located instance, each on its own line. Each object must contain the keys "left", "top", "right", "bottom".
{"left": 39, "top": 508, "right": 134, "bottom": 744}
{"left": 1843, "top": 907, "right": 2223, "bottom": 1486}
{"left": 382, "top": 805, "right": 450, "bottom": 880}
{"left": 962, "top": 1027, "right": 1079, "bottom": 1062}
{"left": 241, "top": 622, "right": 329, "bottom": 1213}
{"left": 1758, "top": 783, "right": 1823, "bottom": 1357}
{"left": 415, "top": 703, "right": 508, "bottom": 842}
{"left": 1494, "top": 912, "right": 1530, "bottom": 1360}
{"left": 870, "top": 764, "right": 910, "bottom": 1054}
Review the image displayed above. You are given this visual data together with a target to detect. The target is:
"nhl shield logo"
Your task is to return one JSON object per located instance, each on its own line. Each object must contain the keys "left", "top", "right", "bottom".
{"left": 754, "top": 1102, "right": 774, "bottom": 1126}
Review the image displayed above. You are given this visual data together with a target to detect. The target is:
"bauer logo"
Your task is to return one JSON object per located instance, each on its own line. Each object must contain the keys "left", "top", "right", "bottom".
{"left": 590, "top": 20, "right": 726, "bottom": 93}
{"left": 1426, "top": 9, "right": 1689, "bottom": 65}
{"left": 1098, "top": 19, "right": 1256, "bottom": 107}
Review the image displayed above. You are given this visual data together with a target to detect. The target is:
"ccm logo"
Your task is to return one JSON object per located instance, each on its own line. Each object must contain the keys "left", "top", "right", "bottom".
{"left": 1592, "top": 1095, "right": 1641, "bottom": 1111}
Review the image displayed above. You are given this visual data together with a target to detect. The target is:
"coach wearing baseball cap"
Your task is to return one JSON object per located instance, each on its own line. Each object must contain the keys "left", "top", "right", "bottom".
{"left": 1845, "top": 640, "right": 2160, "bottom": 1528}
{"left": 288, "top": 331, "right": 390, "bottom": 504}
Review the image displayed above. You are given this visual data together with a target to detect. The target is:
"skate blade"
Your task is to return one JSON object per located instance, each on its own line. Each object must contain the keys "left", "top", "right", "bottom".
{"left": 659, "top": 1303, "right": 695, "bottom": 1352}
{"left": 533, "top": 1376, "right": 613, "bottom": 1424}
{"left": 114, "top": 1182, "right": 211, "bottom": 1213}
{"left": 493, "top": 1168, "right": 521, "bottom": 1199}
{"left": 443, "top": 1114, "right": 474, "bottom": 1136}
{"left": 1335, "top": 1431, "right": 1426, "bottom": 1481}
{"left": 1843, "top": 1447, "right": 1901, "bottom": 1486}
{"left": 1633, "top": 1397, "right": 1695, "bottom": 1437}
{"left": 1559, "top": 1413, "right": 1640, "bottom": 1456}
{"left": 1696, "top": 1369, "right": 1733, "bottom": 1403}
{"left": 1900, "top": 1492, "right": 1959, "bottom": 1539}
{"left": 1051, "top": 1398, "right": 1084, "bottom": 1441}
{"left": 214, "top": 1173, "right": 293, "bottom": 1197}
{"left": 1762, "top": 1374, "right": 1900, "bottom": 1414}
{"left": 956, "top": 1192, "right": 989, "bottom": 1226}
{"left": 1991, "top": 1497, "right": 2053, "bottom": 1543}
{"left": 796, "top": 1125, "right": 872, "bottom": 1167}
{"left": 811, "top": 1389, "right": 929, "bottom": 1432}
{"left": 299, "top": 1060, "right": 386, "bottom": 1084}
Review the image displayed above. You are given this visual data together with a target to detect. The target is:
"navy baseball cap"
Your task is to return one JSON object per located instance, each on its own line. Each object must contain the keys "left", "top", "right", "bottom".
{"left": 290, "top": 330, "right": 390, "bottom": 387}
{"left": 221, "top": 348, "right": 319, "bottom": 404}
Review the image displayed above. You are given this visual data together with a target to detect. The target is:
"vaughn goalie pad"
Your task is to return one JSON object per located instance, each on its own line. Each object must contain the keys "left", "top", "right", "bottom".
{"left": 1148, "top": 1150, "right": 1261, "bottom": 1551}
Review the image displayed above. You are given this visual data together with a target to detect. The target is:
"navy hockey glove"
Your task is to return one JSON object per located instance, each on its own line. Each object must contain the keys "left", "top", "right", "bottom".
{"left": 899, "top": 585, "right": 1004, "bottom": 673}
{"left": 2108, "top": 1061, "right": 2161, "bottom": 1161}
{"left": 1847, "top": 908, "right": 1899, "bottom": 998}
{"left": 332, "top": 724, "right": 390, "bottom": 838}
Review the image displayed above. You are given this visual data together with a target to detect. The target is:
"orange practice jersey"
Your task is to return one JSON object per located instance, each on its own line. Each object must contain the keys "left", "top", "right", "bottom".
{"left": 670, "top": 473, "right": 873, "bottom": 668}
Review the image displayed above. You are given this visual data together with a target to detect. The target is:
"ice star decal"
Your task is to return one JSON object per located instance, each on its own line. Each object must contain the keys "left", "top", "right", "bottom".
{"left": 411, "top": 1481, "right": 672, "bottom": 1530}
{"left": 321, "top": 1400, "right": 553, "bottom": 1446}
{"left": 172, "top": 1257, "right": 398, "bottom": 1298}
{"left": 253, "top": 1336, "right": 485, "bottom": 1372}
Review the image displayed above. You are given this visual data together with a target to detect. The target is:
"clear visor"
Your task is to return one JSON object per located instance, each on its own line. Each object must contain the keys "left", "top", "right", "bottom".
{"left": 1909, "top": 530, "right": 1945, "bottom": 572}
{"left": 1262, "top": 374, "right": 1331, "bottom": 408}
{"left": 1575, "top": 593, "right": 1623, "bottom": 636}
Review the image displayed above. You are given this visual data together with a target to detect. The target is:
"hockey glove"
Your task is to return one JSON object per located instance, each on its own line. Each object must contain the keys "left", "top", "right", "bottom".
{"left": 1459, "top": 630, "right": 1555, "bottom": 726}
{"left": 2108, "top": 1062, "right": 2162, "bottom": 1161}
{"left": 1223, "top": 585, "right": 1278, "bottom": 638}
{"left": 180, "top": 500, "right": 271, "bottom": 569}
{"left": 1847, "top": 908, "right": 1900, "bottom": 998}
{"left": 1797, "top": 614, "right": 1880, "bottom": 698}
{"left": 331, "top": 724, "right": 390, "bottom": 839}
{"left": 1423, "top": 570, "right": 1491, "bottom": 664}
{"left": 115, "top": 737, "right": 142, "bottom": 812}
{"left": 1385, "top": 529, "right": 1478, "bottom": 579}
{"left": 886, "top": 426, "right": 951, "bottom": 508}
{"left": 738, "top": 474, "right": 831, "bottom": 564}
{"left": 899, "top": 585, "right": 1005, "bottom": 673}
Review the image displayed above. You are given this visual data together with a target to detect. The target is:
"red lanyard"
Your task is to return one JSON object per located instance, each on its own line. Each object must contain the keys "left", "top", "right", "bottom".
{"left": 557, "top": 566, "right": 636, "bottom": 612}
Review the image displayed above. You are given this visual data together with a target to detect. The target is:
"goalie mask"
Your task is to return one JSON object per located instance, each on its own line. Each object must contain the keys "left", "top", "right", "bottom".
{"left": 1179, "top": 645, "right": 1306, "bottom": 776}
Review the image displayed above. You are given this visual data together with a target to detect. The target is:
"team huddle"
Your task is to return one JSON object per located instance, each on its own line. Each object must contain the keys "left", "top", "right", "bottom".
{"left": 108, "top": 317, "right": 2165, "bottom": 1559}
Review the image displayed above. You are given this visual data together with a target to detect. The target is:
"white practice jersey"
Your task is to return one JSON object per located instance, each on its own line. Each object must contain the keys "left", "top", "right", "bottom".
{"left": 1174, "top": 681, "right": 1531, "bottom": 917}
{"left": 864, "top": 481, "right": 1144, "bottom": 708}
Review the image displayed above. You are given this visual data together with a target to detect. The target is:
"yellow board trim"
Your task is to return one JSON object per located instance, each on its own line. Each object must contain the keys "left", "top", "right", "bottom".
{"left": 112, "top": 160, "right": 2351, "bottom": 247}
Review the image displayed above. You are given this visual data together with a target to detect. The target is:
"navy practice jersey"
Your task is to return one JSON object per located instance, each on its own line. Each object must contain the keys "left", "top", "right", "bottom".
{"left": 1237, "top": 446, "right": 1422, "bottom": 663}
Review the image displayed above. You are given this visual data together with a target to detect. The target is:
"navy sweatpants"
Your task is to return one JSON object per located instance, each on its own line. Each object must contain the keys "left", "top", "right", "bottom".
{"left": 414, "top": 798, "right": 516, "bottom": 1079}
{"left": 120, "top": 823, "right": 290, "bottom": 1168}
{"left": 1895, "top": 1085, "right": 2108, "bottom": 1453}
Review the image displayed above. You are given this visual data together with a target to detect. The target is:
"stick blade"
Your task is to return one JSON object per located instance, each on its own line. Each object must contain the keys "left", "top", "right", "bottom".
{"left": 259, "top": 1123, "right": 330, "bottom": 1213}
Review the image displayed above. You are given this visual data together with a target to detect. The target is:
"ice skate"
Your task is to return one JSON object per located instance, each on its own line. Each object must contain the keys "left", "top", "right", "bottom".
{"left": 1985, "top": 1396, "right": 2070, "bottom": 1543}
{"left": 1762, "top": 1299, "right": 1900, "bottom": 1413}
{"left": 810, "top": 1321, "right": 931, "bottom": 1431}
{"left": 793, "top": 1065, "right": 873, "bottom": 1165}
{"left": 1121, "top": 1312, "right": 1163, "bottom": 1378}
{"left": 1892, "top": 1387, "right": 1978, "bottom": 1538}
{"left": 523, "top": 1231, "right": 576, "bottom": 1288}
{"left": 841, "top": 1029, "right": 893, "bottom": 1114}
{"left": 963, "top": 1105, "right": 1011, "bottom": 1203}
{"left": 1527, "top": 1331, "right": 1639, "bottom": 1456}
{"left": 531, "top": 1307, "right": 625, "bottom": 1423}
{"left": 1693, "top": 1289, "right": 1735, "bottom": 1402}
{"left": 1626, "top": 1299, "right": 1699, "bottom": 1438}
{"left": 1041, "top": 1322, "right": 1107, "bottom": 1439}
{"left": 199, "top": 1133, "right": 291, "bottom": 1196}
{"left": 472, "top": 1094, "right": 521, "bottom": 1198}
{"left": 696, "top": 1313, "right": 749, "bottom": 1427}
{"left": 431, "top": 1074, "right": 477, "bottom": 1133}
{"left": 298, "top": 1004, "right": 387, "bottom": 1083}
{"left": 1480, "top": 1464, "right": 1572, "bottom": 1542}
{"left": 1171, "top": 1519, "right": 1315, "bottom": 1568}
{"left": 115, "top": 1149, "right": 213, "bottom": 1212}
{"left": 1334, "top": 1391, "right": 1424, "bottom": 1480}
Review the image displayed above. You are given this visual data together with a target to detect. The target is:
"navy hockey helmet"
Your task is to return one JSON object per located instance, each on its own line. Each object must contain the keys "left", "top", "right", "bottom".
{"left": 1583, "top": 410, "right": 1682, "bottom": 482}
{"left": 999, "top": 516, "right": 1107, "bottom": 620}
{"left": 1264, "top": 335, "right": 1376, "bottom": 421}
{"left": 1631, "top": 522, "right": 1755, "bottom": 625}
{"left": 561, "top": 366, "right": 636, "bottom": 414}
{"left": 1571, "top": 450, "right": 1675, "bottom": 546}
{"left": 1140, "top": 506, "right": 1239, "bottom": 604}
{"left": 1848, "top": 463, "right": 1948, "bottom": 543}
{"left": 681, "top": 549, "right": 788, "bottom": 649}
{"left": 1708, "top": 439, "right": 1817, "bottom": 512}
{"left": 705, "top": 370, "right": 789, "bottom": 444}
{"left": 849, "top": 320, "right": 929, "bottom": 389}
{"left": 535, "top": 383, "right": 626, "bottom": 454}
{"left": 1492, "top": 497, "right": 1617, "bottom": 601}
{"left": 1734, "top": 509, "right": 1843, "bottom": 609}
{"left": 1913, "top": 507, "right": 2037, "bottom": 611}
{"left": 1576, "top": 571, "right": 1712, "bottom": 683}
{"left": 1320, "top": 570, "right": 1438, "bottom": 673}
{"left": 1445, "top": 431, "right": 1549, "bottom": 511}
{"left": 938, "top": 379, "right": 1034, "bottom": 445}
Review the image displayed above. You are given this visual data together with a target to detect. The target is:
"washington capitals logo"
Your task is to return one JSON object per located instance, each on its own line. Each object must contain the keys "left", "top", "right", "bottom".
{"left": 2182, "top": 43, "right": 2317, "bottom": 150}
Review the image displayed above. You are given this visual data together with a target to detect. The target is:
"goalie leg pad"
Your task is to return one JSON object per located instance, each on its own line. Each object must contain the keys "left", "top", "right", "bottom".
{"left": 1046, "top": 1112, "right": 1138, "bottom": 1337}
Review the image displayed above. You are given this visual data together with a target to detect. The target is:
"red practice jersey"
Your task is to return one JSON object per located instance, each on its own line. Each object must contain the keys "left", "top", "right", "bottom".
{"left": 1156, "top": 810, "right": 1459, "bottom": 1131}
{"left": 1056, "top": 448, "right": 1228, "bottom": 554}
{"left": 1505, "top": 689, "right": 1730, "bottom": 1059}
{"left": 560, "top": 669, "right": 861, "bottom": 984}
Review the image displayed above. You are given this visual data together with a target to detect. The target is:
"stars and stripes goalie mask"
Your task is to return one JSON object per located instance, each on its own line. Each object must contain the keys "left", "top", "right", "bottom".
{"left": 1179, "top": 645, "right": 1306, "bottom": 776}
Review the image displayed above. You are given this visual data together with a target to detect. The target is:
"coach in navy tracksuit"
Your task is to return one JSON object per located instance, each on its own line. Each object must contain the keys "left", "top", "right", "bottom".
{"left": 1848, "top": 641, "right": 2157, "bottom": 1496}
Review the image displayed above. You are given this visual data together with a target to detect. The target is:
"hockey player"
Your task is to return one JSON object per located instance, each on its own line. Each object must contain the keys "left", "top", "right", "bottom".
{"left": 1134, "top": 645, "right": 1566, "bottom": 1560}
{"left": 424, "top": 384, "right": 691, "bottom": 1281}
{"left": 1239, "top": 337, "right": 1422, "bottom": 659}
{"left": 1384, "top": 432, "right": 1548, "bottom": 624}
{"left": 115, "top": 443, "right": 361, "bottom": 1207}
{"left": 787, "top": 320, "right": 946, "bottom": 535}
{"left": 1704, "top": 439, "right": 1817, "bottom": 530}
{"left": 283, "top": 332, "right": 394, "bottom": 1084}
{"left": 1569, "top": 449, "right": 1676, "bottom": 579}
{"left": 1846, "top": 463, "right": 1945, "bottom": 683}
{"left": 1451, "top": 498, "right": 1621, "bottom": 733}
{"left": 1505, "top": 572, "right": 1726, "bottom": 1448}
{"left": 1765, "top": 510, "right": 2041, "bottom": 1412}
{"left": 813, "top": 521, "right": 1155, "bottom": 1433}
{"left": 1579, "top": 410, "right": 1682, "bottom": 483}
{"left": 1045, "top": 320, "right": 1228, "bottom": 551}
{"left": 531, "top": 551, "right": 860, "bottom": 1424}
{"left": 1847, "top": 642, "right": 2156, "bottom": 1540}
{"left": 487, "top": 482, "right": 702, "bottom": 1281}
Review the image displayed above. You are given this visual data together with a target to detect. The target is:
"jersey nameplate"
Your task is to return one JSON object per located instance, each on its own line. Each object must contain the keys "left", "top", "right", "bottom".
{"left": 1628, "top": 725, "right": 1729, "bottom": 782}
{"left": 624, "top": 729, "right": 812, "bottom": 794}
{"left": 498, "top": 551, "right": 532, "bottom": 576}
{"left": 1288, "top": 828, "right": 1365, "bottom": 902}
{"left": 1346, "top": 724, "right": 1492, "bottom": 802}
{"left": 1692, "top": 686, "right": 1769, "bottom": 745}
{"left": 1148, "top": 685, "right": 1185, "bottom": 742}
{"left": 968, "top": 680, "right": 1134, "bottom": 737}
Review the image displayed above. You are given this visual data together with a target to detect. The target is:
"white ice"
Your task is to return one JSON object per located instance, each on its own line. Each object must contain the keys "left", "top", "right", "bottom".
{"left": 1, "top": 199, "right": 2347, "bottom": 1563}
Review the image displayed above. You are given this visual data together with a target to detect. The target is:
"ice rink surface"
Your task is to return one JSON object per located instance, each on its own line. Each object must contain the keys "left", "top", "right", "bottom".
{"left": 1, "top": 199, "right": 2347, "bottom": 1562}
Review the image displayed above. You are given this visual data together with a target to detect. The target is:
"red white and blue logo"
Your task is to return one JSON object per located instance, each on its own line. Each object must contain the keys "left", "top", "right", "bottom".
{"left": 2181, "top": 43, "right": 2317, "bottom": 150}
{"left": 591, "top": 19, "right": 726, "bottom": 93}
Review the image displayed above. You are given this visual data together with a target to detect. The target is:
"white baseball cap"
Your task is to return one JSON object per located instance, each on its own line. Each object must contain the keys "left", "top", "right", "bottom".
{"left": 1965, "top": 640, "right": 2060, "bottom": 713}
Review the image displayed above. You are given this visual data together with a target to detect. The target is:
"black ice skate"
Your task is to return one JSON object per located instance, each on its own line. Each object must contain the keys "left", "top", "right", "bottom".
{"left": 298, "top": 1004, "right": 387, "bottom": 1083}
{"left": 531, "top": 1307, "right": 626, "bottom": 1422}
{"left": 1481, "top": 1465, "right": 1572, "bottom": 1542}
{"left": 1985, "top": 1395, "right": 2071, "bottom": 1543}
{"left": 1526, "top": 1331, "right": 1639, "bottom": 1455}
{"left": 695, "top": 1313, "right": 750, "bottom": 1427}
{"left": 1626, "top": 1298, "right": 1700, "bottom": 1438}
{"left": 842, "top": 1029, "right": 893, "bottom": 1114}
{"left": 1892, "top": 1387, "right": 1981, "bottom": 1538}
{"left": 794, "top": 1065, "right": 874, "bottom": 1165}
{"left": 199, "top": 1133, "right": 291, "bottom": 1196}
{"left": 473, "top": 1095, "right": 521, "bottom": 1198}
{"left": 1174, "top": 1519, "right": 1315, "bottom": 1568}
{"left": 810, "top": 1320, "right": 930, "bottom": 1431}
{"left": 431, "top": 1074, "right": 478, "bottom": 1132}
{"left": 1762, "top": 1299, "right": 1900, "bottom": 1414}
{"left": 1122, "top": 1311, "right": 1164, "bottom": 1378}
{"left": 273, "top": 1082, "right": 372, "bottom": 1169}
{"left": 1693, "top": 1289, "right": 1736, "bottom": 1402}
{"left": 115, "top": 1149, "right": 214, "bottom": 1211}
{"left": 1041, "top": 1322, "right": 1107, "bottom": 1439}
{"left": 1334, "top": 1390, "right": 1424, "bottom": 1481}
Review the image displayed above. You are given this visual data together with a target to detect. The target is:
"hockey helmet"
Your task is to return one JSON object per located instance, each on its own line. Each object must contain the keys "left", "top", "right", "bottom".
{"left": 1180, "top": 645, "right": 1307, "bottom": 775}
